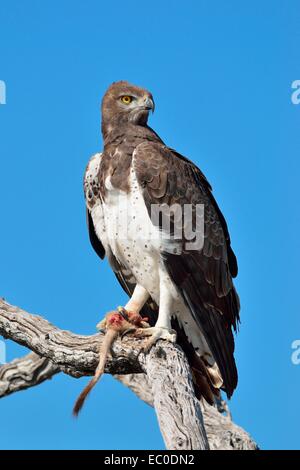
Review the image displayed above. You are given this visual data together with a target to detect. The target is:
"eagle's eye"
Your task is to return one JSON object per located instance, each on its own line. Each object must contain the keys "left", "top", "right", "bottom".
{"left": 120, "top": 95, "right": 133, "bottom": 105}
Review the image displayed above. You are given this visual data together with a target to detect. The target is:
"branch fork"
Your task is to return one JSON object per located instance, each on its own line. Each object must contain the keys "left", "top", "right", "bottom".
{"left": 0, "top": 298, "right": 257, "bottom": 450}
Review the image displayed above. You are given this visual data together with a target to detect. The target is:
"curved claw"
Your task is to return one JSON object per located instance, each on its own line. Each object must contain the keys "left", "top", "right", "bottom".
{"left": 97, "top": 328, "right": 106, "bottom": 334}
{"left": 134, "top": 327, "right": 177, "bottom": 354}
{"left": 120, "top": 327, "right": 137, "bottom": 340}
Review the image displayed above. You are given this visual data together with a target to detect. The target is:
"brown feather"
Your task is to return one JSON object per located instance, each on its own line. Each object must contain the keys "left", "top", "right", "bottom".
{"left": 84, "top": 81, "right": 240, "bottom": 403}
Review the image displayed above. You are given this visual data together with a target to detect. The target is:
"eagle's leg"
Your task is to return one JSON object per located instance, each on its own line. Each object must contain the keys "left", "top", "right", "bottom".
{"left": 97, "top": 284, "right": 150, "bottom": 332}
{"left": 124, "top": 284, "right": 149, "bottom": 315}
{"left": 132, "top": 273, "right": 177, "bottom": 352}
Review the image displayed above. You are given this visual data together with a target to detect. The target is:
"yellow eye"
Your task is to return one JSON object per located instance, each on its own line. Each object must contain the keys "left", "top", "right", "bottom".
{"left": 121, "top": 95, "right": 133, "bottom": 105}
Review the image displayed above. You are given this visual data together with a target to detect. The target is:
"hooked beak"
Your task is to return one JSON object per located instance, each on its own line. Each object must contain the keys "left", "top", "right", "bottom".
{"left": 142, "top": 96, "right": 155, "bottom": 113}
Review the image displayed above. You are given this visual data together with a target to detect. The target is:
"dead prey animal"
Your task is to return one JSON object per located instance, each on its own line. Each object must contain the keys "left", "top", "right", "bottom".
{"left": 73, "top": 308, "right": 149, "bottom": 416}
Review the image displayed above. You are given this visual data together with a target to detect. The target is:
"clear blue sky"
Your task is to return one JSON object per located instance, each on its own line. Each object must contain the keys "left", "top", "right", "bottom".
{"left": 0, "top": 0, "right": 299, "bottom": 450}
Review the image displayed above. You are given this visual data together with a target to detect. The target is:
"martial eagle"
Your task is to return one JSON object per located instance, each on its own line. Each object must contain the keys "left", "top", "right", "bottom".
{"left": 84, "top": 81, "right": 240, "bottom": 403}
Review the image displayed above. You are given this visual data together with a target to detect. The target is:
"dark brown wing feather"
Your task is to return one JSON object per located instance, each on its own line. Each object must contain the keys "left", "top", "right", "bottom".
{"left": 87, "top": 209, "right": 105, "bottom": 260}
{"left": 133, "top": 142, "right": 240, "bottom": 398}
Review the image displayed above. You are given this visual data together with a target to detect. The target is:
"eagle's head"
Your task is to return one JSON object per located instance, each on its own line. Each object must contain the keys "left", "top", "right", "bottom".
{"left": 101, "top": 81, "right": 155, "bottom": 135}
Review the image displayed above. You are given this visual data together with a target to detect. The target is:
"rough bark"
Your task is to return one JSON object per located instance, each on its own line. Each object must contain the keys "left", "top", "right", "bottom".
{"left": 115, "top": 373, "right": 257, "bottom": 450}
{"left": 0, "top": 298, "right": 258, "bottom": 450}
{"left": 142, "top": 342, "right": 209, "bottom": 449}
{"left": 0, "top": 352, "right": 58, "bottom": 397}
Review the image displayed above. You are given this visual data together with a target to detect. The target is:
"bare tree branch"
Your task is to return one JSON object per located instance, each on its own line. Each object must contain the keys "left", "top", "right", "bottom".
{"left": 0, "top": 298, "right": 258, "bottom": 450}
{"left": 114, "top": 373, "right": 258, "bottom": 450}
{"left": 143, "top": 342, "right": 209, "bottom": 449}
{"left": 0, "top": 352, "right": 59, "bottom": 398}
{"left": 0, "top": 351, "right": 257, "bottom": 450}
{"left": 0, "top": 298, "right": 144, "bottom": 377}
{"left": 200, "top": 401, "right": 258, "bottom": 450}
{"left": 0, "top": 298, "right": 208, "bottom": 448}
{"left": 115, "top": 373, "right": 155, "bottom": 406}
